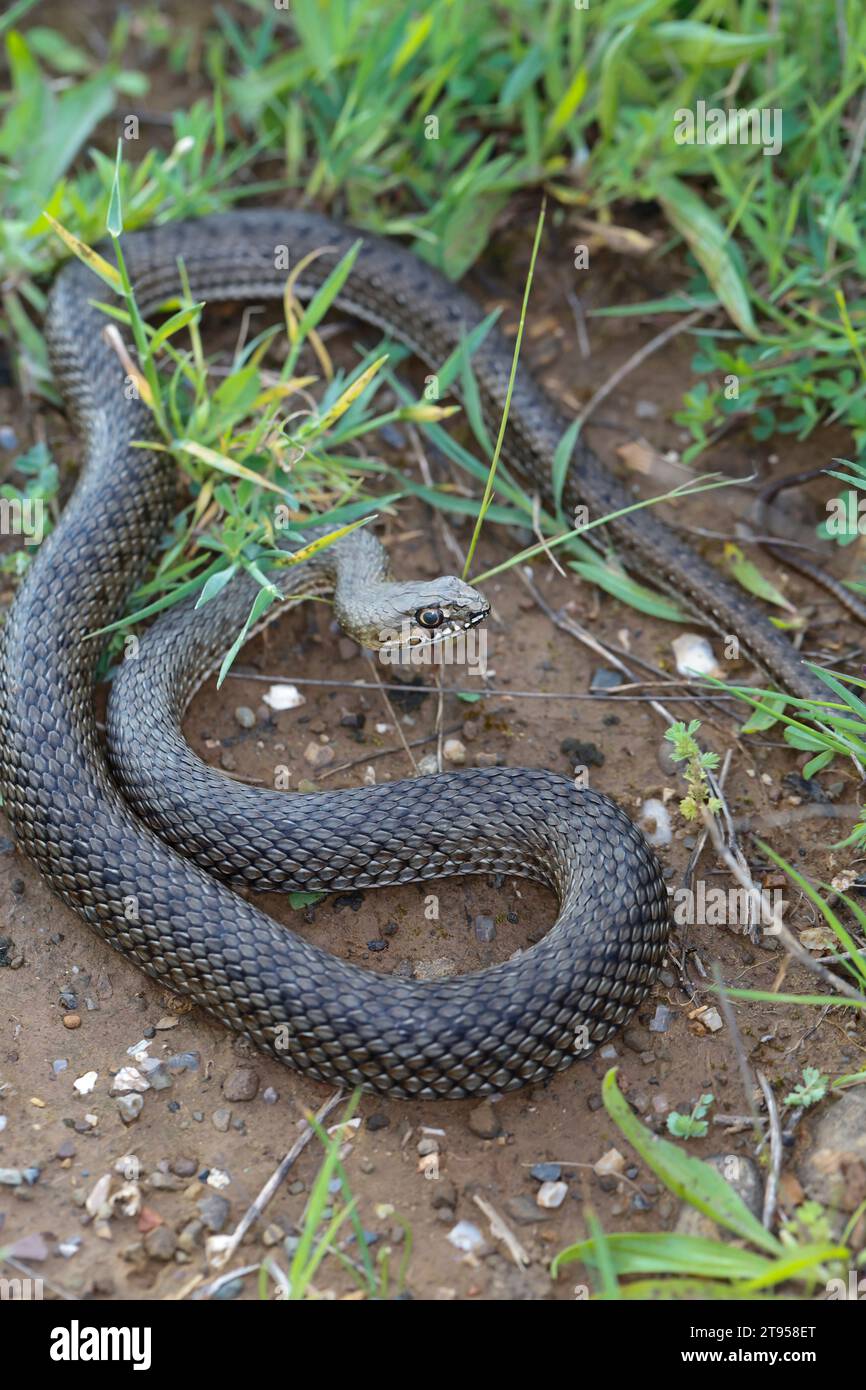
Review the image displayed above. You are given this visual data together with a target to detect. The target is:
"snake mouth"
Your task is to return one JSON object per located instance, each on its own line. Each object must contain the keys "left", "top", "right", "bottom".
{"left": 410, "top": 604, "right": 490, "bottom": 647}
{"left": 376, "top": 603, "right": 490, "bottom": 651}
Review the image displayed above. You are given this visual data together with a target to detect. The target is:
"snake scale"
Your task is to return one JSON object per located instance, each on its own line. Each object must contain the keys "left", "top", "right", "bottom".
{"left": 0, "top": 211, "right": 826, "bottom": 1098}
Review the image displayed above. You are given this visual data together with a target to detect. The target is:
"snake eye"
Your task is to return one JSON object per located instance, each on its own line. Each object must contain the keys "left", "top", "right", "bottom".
{"left": 416, "top": 606, "right": 444, "bottom": 629}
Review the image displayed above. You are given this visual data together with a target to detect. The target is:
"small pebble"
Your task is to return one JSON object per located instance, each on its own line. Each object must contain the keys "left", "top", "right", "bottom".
{"left": 594, "top": 1147, "right": 625, "bottom": 1177}
{"left": 537, "top": 1180, "right": 568, "bottom": 1210}
{"left": 447, "top": 1221, "right": 485, "bottom": 1253}
{"left": 116, "top": 1094, "right": 144, "bottom": 1125}
{"left": 62, "top": 1014, "right": 81, "bottom": 1030}
{"left": 234, "top": 706, "right": 256, "bottom": 729}
{"left": 170, "top": 1156, "right": 198, "bottom": 1178}
{"left": 467, "top": 1101, "right": 500, "bottom": 1139}
{"left": 590, "top": 667, "right": 622, "bottom": 692}
{"left": 304, "top": 742, "right": 334, "bottom": 769}
{"left": 530, "top": 1162, "right": 562, "bottom": 1183}
{"left": 671, "top": 633, "right": 720, "bottom": 679}
{"left": 197, "top": 1193, "right": 231, "bottom": 1233}
{"left": 223, "top": 1067, "right": 259, "bottom": 1102}
{"left": 505, "top": 1195, "right": 552, "bottom": 1225}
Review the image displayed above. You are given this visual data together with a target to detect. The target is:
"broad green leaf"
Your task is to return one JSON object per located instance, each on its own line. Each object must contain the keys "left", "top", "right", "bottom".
{"left": 617, "top": 1278, "right": 784, "bottom": 1300}
{"left": 195, "top": 564, "right": 238, "bottom": 609}
{"left": 26, "top": 76, "right": 115, "bottom": 219}
{"left": 642, "top": 22, "right": 775, "bottom": 66}
{"left": 568, "top": 561, "right": 686, "bottom": 622}
{"left": 723, "top": 543, "right": 795, "bottom": 610}
{"left": 440, "top": 194, "right": 508, "bottom": 280}
{"left": 288, "top": 891, "right": 326, "bottom": 909}
{"left": 739, "top": 1243, "right": 849, "bottom": 1292}
{"left": 554, "top": 1232, "right": 772, "bottom": 1281}
{"left": 602, "top": 1069, "right": 783, "bottom": 1255}
{"left": 741, "top": 692, "right": 787, "bottom": 734}
{"left": 150, "top": 303, "right": 206, "bottom": 353}
{"left": 657, "top": 177, "right": 757, "bottom": 337}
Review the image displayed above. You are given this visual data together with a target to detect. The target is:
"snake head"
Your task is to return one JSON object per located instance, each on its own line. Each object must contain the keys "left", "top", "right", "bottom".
{"left": 365, "top": 575, "right": 490, "bottom": 650}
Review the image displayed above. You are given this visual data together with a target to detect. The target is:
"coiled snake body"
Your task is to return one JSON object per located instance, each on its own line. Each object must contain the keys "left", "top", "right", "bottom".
{"left": 0, "top": 212, "right": 821, "bottom": 1097}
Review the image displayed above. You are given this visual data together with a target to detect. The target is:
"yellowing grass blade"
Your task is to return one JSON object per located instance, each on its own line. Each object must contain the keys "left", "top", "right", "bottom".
{"left": 399, "top": 402, "right": 461, "bottom": 423}
{"left": 313, "top": 355, "right": 389, "bottom": 433}
{"left": 42, "top": 213, "right": 123, "bottom": 292}
{"left": 277, "top": 514, "right": 378, "bottom": 566}
{"left": 175, "top": 440, "right": 288, "bottom": 495}
{"left": 283, "top": 246, "right": 337, "bottom": 379}
{"left": 254, "top": 378, "right": 318, "bottom": 409}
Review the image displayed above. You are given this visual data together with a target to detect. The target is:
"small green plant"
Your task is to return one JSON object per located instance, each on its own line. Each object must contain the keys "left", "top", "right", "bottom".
{"left": 784, "top": 1068, "right": 830, "bottom": 1110}
{"left": 666, "top": 1093, "right": 713, "bottom": 1140}
{"left": 256, "top": 1090, "right": 411, "bottom": 1301}
{"left": 42, "top": 150, "right": 461, "bottom": 679}
{"left": 664, "top": 720, "right": 722, "bottom": 821}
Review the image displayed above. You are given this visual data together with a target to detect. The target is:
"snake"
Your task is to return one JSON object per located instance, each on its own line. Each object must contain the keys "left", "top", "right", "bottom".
{"left": 0, "top": 209, "right": 829, "bottom": 1099}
